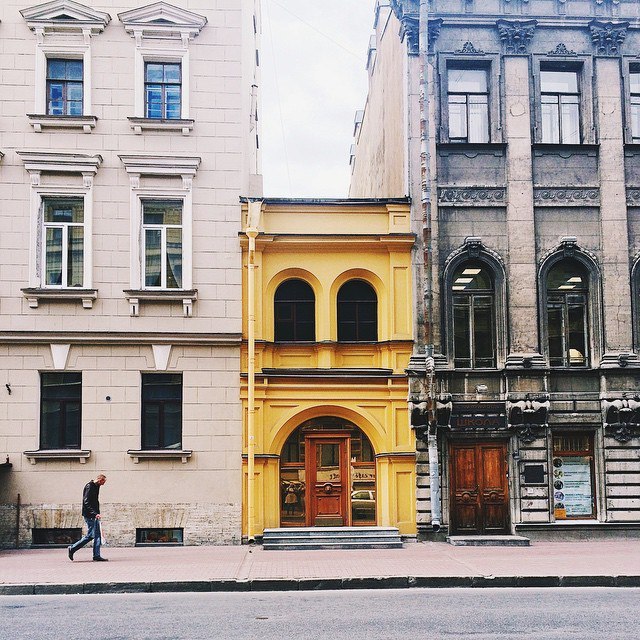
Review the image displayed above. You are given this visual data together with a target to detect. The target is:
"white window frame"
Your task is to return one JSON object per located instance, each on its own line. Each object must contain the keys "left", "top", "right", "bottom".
{"left": 21, "top": 1, "right": 110, "bottom": 133}
{"left": 17, "top": 151, "right": 101, "bottom": 308}
{"left": 119, "top": 154, "right": 200, "bottom": 317}
{"left": 119, "top": 3, "right": 206, "bottom": 135}
{"left": 141, "top": 199, "right": 185, "bottom": 290}
{"left": 41, "top": 195, "right": 87, "bottom": 289}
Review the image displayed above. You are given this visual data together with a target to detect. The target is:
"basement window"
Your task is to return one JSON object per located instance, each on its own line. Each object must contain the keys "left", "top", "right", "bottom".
{"left": 32, "top": 527, "right": 81, "bottom": 548}
{"left": 136, "top": 528, "right": 183, "bottom": 546}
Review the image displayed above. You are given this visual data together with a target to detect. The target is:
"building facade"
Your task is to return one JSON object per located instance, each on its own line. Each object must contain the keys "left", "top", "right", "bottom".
{"left": 0, "top": 0, "right": 261, "bottom": 547}
{"left": 240, "top": 199, "right": 416, "bottom": 538}
{"left": 351, "top": 0, "right": 640, "bottom": 538}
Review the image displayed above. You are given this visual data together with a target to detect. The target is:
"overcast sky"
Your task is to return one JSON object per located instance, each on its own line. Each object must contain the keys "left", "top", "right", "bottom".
{"left": 260, "top": 0, "right": 378, "bottom": 198}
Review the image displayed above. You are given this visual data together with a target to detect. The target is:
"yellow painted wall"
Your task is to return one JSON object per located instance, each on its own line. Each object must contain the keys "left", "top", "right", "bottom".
{"left": 241, "top": 201, "right": 416, "bottom": 535}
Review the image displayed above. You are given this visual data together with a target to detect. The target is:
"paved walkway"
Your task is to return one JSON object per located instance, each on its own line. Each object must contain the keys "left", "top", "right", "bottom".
{"left": 1, "top": 539, "right": 639, "bottom": 595}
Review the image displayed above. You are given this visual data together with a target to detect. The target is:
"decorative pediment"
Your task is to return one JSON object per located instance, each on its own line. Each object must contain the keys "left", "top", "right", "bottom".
{"left": 21, "top": 0, "right": 111, "bottom": 34}
{"left": 119, "top": 2, "right": 206, "bottom": 42}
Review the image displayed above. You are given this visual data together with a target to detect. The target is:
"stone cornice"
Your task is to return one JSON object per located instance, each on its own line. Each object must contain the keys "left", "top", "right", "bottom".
{"left": 0, "top": 332, "right": 242, "bottom": 346}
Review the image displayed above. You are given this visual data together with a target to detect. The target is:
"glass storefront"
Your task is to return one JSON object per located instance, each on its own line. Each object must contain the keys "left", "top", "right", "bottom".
{"left": 552, "top": 433, "right": 595, "bottom": 519}
{"left": 280, "top": 418, "right": 376, "bottom": 526}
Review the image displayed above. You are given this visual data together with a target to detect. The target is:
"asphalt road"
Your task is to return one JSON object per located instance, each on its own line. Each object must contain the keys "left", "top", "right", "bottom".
{"left": 3, "top": 587, "right": 639, "bottom": 640}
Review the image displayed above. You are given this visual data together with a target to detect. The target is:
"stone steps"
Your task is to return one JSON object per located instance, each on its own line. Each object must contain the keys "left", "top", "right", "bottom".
{"left": 446, "top": 535, "right": 531, "bottom": 547}
{"left": 263, "top": 526, "right": 403, "bottom": 550}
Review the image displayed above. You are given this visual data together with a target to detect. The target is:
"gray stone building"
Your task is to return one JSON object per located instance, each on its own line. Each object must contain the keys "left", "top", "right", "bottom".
{"left": 350, "top": 0, "right": 640, "bottom": 539}
{"left": 0, "top": 0, "right": 261, "bottom": 548}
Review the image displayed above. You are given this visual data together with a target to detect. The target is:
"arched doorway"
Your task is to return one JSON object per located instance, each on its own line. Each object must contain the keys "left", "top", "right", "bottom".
{"left": 279, "top": 417, "right": 376, "bottom": 527}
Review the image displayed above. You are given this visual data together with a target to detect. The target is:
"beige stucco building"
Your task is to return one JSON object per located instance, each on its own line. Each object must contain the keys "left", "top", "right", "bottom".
{"left": 0, "top": 0, "right": 261, "bottom": 547}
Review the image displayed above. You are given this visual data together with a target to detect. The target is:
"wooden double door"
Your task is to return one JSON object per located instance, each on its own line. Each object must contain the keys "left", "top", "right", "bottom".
{"left": 305, "top": 431, "right": 351, "bottom": 527}
{"left": 449, "top": 441, "right": 510, "bottom": 535}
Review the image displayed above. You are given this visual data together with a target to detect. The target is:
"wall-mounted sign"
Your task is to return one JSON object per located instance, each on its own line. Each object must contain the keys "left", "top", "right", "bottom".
{"left": 450, "top": 414, "right": 506, "bottom": 430}
{"left": 552, "top": 456, "right": 593, "bottom": 519}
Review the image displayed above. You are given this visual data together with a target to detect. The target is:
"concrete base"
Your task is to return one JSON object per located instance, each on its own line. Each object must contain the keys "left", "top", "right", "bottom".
{"left": 446, "top": 535, "right": 530, "bottom": 547}
{"left": 516, "top": 522, "right": 640, "bottom": 541}
{"left": 263, "top": 526, "right": 403, "bottom": 550}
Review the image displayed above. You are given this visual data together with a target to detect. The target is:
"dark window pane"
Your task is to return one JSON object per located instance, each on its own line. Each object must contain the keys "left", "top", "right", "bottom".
{"left": 274, "top": 280, "right": 315, "bottom": 342}
{"left": 141, "top": 374, "right": 182, "bottom": 450}
{"left": 568, "top": 305, "right": 587, "bottom": 366}
{"left": 451, "top": 263, "right": 492, "bottom": 291}
{"left": 473, "top": 305, "right": 494, "bottom": 362}
{"left": 40, "top": 373, "right": 81, "bottom": 450}
{"left": 453, "top": 304, "right": 471, "bottom": 367}
{"left": 547, "top": 306, "right": 564, "bottom": 366}
{"left": 337, "top": 280, "right": 377, "bottom": 342}
{"left": 142, "top": 404, "right": 160, "bottom": 448}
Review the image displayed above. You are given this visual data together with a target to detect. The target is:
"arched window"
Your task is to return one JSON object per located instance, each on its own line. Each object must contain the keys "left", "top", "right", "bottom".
{"left": 274, "top": 279, "right": 315, "bottom": 342}
{"left": 451, "top": 262, "right": 495, "bottom": 368}
{"left": 337, "top": 280, "right": 377, "bottom": 342}
{"left": 546, "top": 259, "right": 589, "bottom": 367}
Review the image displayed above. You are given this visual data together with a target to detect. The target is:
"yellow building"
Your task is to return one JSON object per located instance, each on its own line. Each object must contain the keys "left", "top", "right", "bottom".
{"left": 241, "top": 198, "right": 416, "bottom": 539}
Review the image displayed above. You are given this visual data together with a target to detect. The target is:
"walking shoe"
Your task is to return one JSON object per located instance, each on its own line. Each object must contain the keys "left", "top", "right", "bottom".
{"left": 92, "top": 557, "right": 109, "bottom": 562}
{"left": 67, "top": 546, "right": 74, "bottom": 561}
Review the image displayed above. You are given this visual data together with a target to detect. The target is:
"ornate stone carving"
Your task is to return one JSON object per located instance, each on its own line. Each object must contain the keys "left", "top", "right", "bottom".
{"left": 547, "top": 43, "right": 577, "bottom": 56}
{"left": 507, "top": 394, "right": 550, "bottom": 443}
{"left": 399, "top": 15, "right": 419, "bottom": 56}
{"left": 436, "top": 394, "right": 453, "bottom": 428}
{"left": 595, "top": 0, "right": 620, "bottom": 5}
{"left": 589, "top": 20, "right": 628, "bottom": 56}
{"left": 602, "top": 394, "right": 640, "bottom": 443}
{"left": 455, "top": 42, "right": 485, "bottom": 55}
{"left": 428, "top": 19, "right": 443, "bottom": 52}
{"left": 627, "top": 188, "right": 640, "bottom": 206}
{"left": 438, "top": 187, "right": 506, "bottom": 206}
{"left": 444, "top": 237, "right": 506, "bottom": 272}
{"left": 538, "top": 238, "right": 599, "bottom": 279}
{"left": 497, "top": 20, "right": 537, "bottom": 55}
{"left": 533, "top": 188, "right": 600, "bottom": 206}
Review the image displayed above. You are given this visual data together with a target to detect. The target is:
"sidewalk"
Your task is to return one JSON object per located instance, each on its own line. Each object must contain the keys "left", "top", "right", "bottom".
{"left": 2, "top": 539, "right": 640, "bottom": 595}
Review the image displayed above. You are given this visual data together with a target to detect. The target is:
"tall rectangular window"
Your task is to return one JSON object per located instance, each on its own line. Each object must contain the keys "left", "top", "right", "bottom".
{"left": 142, "top": 200, "right": 183, "bottom": 289}
{"left": 145, "top": 62, "right": 181, "bottom": 119}
{"left": 447, "top": 68, "right": 489, "bottom": 143}
{"left": 141, "top": 373, "right": 183, "bottom": 450}
{"left": 46, "top": 59, "right": 83, "bottom": 116}
{"left": 43, "top": 198, "right": 84, "bottom": 288}
{"left": 40, "top": 373, "right": 82, "bottom": 450}
{"left": 541, "top": 70, "right": 581, "bottom": 144}
{"left": 631, "top": 70, "right": 640, "bottom": 143}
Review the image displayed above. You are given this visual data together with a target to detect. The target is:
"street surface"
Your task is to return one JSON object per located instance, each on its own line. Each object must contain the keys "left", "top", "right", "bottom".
{"left": 2, "top": 587, "right": 639, "bottom": 640}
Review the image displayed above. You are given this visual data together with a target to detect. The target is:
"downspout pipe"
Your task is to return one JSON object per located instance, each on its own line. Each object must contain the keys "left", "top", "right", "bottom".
{"left": 419, "top": 0, "right": 440, "bottom": 532}
{"left": 245, "top": 200, "right": 262, "bottom": 542}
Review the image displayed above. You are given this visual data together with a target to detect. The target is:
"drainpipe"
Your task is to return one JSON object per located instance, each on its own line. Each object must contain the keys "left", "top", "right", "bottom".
{"left": 245, "top": 200, "right": 262, "bottom": 542}
{"left": 419, "top": 0, "right": 440, "bottom": 532}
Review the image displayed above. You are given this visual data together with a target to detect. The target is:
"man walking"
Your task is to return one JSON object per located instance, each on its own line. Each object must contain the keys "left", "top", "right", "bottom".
{"left": 68, "top": 474, "right": 108, "bottom": 562}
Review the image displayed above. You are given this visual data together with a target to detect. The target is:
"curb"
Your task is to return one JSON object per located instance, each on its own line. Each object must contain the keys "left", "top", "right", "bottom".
{"left": 1, "top": 575, "right": 640, "bottom": 595}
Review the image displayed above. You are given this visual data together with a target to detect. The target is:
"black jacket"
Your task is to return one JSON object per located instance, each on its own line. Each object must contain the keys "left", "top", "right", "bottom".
{"left": 82, "top": 480, "right": 100, "bottom": 518}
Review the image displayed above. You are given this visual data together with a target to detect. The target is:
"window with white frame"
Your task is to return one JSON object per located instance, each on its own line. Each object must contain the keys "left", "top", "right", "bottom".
{"left": 42, "top": 197, "right": 85, "bottom": 288}
{"left": 142, "top": 200, "right": 183, "bottom": 289}
{"left": 119, "top": 3, "right": 206, "bottom": 133}
{"left": 20, "top": 1, "right": 110, "bottom": 132}
{"left": 447, "top": 67, "right": 490, "bottom": 144}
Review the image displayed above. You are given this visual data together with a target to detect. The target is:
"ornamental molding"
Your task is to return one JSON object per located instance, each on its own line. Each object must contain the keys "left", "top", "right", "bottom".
{"left": 119, "top": 1, "right": 206, "bottom": 43}
{"left": 602, "top": 393, "right": 640, "bottom": 443}
{"left": 496, "top": 20, "right": 537, "bottom": 55}
{"left": 547, "top": 43, "right": 577, "bottom": 56}
{"left": 17, "top": 151, "right": 102, "bottom": 183}
{"left": 119, "top": 154, "right": 200, "bottom": 185}
{"left": 627, "top": 188, "right": 640, "bottom": 206}
{"left": 455, "top": 42, "right": 485, "bottom": 55}
{"left": 399, "top": 15, "right": 419, "bottom": 56}
{"left": 589, "top": 20, "right": 628, "bottom": 56}
{"left": 428, "top": 19, "right": 444, "bottom": 52}
{"left": 507, "top": 391, "right": 550, "bottom": 444}
{"left": 537, "top": 237, "right": 600, "bottom": 276}
{"left": 595, "top": 0, "right": 620, "bottom": 6}
{"left": 21, "top": 0, "right": 111, "bottom": 33}
{"left": 443, "top": 236, "right": 506, "bottom": 271}
{"left": 438, "top": 186, "right": 506, "bottom": 206}
{"left": 533, "top": 187, "right": 600, "bottom": 206}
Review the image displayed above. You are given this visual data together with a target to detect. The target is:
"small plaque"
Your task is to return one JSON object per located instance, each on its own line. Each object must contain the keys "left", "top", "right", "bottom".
{"left": 523, "top": 463, "right": 545, "bottom": 484}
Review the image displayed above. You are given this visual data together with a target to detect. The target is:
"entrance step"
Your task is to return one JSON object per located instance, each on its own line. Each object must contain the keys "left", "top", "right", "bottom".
{"left": 263, "top": 526, "right": 403, "bottom": 550}
{"left": 446, "top": 535, "right": 530, "bottom": 547}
